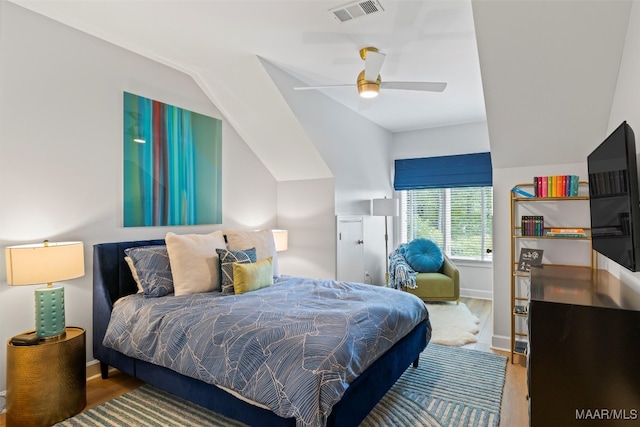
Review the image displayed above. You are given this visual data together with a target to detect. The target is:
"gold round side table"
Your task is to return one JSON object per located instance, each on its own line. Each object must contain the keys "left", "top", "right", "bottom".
{"left": 6, "top": 326, "right": 86, "bottom": 427}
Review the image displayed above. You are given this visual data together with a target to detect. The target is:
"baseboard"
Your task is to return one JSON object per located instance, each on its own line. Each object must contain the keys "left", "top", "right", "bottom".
{"left": 491, "top": 334, "right": 511, "bottom": 352}
{"left": 460, "top": 288, "right": 492, "bottom": 300}
{"left": 86, "top": 359, "right": 100, "bottom": 380}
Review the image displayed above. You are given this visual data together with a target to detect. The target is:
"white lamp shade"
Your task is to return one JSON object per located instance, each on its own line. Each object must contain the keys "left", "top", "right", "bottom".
{"left": 5, "top": 241, "right": 85, "bottom": 285}
{"left": 372, "top": 198, "right": 399, "bottom": 217}
{"left": 272, "top": 229, "right": 289, "bottom": 252}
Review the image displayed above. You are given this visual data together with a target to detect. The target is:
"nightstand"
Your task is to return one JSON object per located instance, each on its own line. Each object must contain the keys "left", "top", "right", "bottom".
{"left": 6, "top": 326, "right": 86, "bottom": 427}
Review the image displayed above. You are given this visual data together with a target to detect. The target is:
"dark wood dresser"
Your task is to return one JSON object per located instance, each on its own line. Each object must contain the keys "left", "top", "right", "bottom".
{"left": 529, "top": 266, "right": 640, "bottom": 426}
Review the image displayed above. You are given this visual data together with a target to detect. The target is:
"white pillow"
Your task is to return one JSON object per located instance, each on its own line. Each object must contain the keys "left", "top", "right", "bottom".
{"left": 165, "top": 231, "right": 227, "bottom": 295}
{"left": 124, "top": 256, "right": 143, "bottom": 293}
{"left": 225, "top": 229, "right": 279, "bottom": 277}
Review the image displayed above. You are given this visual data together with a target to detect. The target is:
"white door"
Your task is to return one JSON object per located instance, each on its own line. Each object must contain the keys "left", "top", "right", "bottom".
{"left": 336, "top": 216, "right": 365, "bottom": 283}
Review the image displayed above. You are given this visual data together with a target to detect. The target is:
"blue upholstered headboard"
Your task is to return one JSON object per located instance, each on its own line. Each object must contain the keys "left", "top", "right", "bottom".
{"left": 92, "top": 239, "right": 164, "bottom": 370}
{"left": 93, "top": 239, "right": 165, "bottom": 305}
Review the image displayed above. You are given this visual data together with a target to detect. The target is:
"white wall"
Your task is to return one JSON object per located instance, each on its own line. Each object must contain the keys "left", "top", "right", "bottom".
{"left": 606, "top": 0, "right": 640, "bottom": 287}
{"left": 470, "top": 1, "right": 634, "bottom": 351}
{"left": 472, "top": 0, "right": 630, "bottom": 170}
{"left": 277, "top": 178, "right": 336, "bottom": 280}
{"left": 261, "top": 61, "right": 496, "bottom": 290}
{"left": 262, "top": 60, "right": 395, "bottom": 285}
{"left": 0, "top": 3, "right": 278, "bottom": 390}
{"left": 393, "top": 121, "right": 494, "bottom": 298}
{"left": 393, "top": 121, "right": 491, "bottom": 159}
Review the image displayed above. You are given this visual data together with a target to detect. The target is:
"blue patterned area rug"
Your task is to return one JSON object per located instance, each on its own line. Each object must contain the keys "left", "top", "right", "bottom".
{"left": 56, "top": 344, "right": 507, "bottom": 427}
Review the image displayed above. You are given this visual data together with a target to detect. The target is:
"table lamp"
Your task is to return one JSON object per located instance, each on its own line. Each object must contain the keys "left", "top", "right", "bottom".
{"left": 272, "top": 229, "right": 289, "bottom": 252}
{"left": 5, "top": 240, "right": 84, "bottom": 338}
{"left": 372, "top": 197, "right": 399, "bottom": 285}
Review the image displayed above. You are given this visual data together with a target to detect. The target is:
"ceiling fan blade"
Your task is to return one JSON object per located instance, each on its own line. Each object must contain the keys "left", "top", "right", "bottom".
{"left": 364, "top": 51, "right": 386, "bottom": 81}
{"left": 293, "top": 84, "right": 355, "bottom": 91}
{"left": 381, "top": 81, "right": 447, "bottom": 92}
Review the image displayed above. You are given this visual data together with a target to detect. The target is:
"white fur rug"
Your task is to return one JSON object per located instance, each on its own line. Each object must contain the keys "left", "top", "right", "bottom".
{"left": 426, "top": 302, "right": 480, "bottom": 346}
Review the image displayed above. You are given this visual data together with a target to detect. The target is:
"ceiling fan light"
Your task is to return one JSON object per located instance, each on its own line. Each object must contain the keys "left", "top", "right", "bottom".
{"left": 357, "top": 69, "right": 380, "bottom": 98}
{"left": 359, "top": 85, "right": 379, "bottom": 98}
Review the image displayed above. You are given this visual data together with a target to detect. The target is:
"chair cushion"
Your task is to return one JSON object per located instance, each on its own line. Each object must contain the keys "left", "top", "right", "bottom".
{"left": 405, "top": 238, "right": 444, "bottom": 273}
{"left": 404, "top": 273, "right": 455, "bottom": 299}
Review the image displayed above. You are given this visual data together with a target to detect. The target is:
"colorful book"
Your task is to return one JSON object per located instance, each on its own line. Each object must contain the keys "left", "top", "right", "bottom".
{"left": 521, "top": 215, "right": 545, "bottom": 236}
{"left": 557, "top": 175, "right": 562, "bottom": 197}
{"left": 546, "top": 227, "right": 587, "bottom": 237}
{"left": 550, "top": 228, "right": 584, "bottom": 233}
{"left": 533, "top": 174, "right": 581, "bottom": 197}
{"left": 546, "top": 232, "right": 588, "bottom": 238}
{"left": 567, "top": 175, "right": 576, "bottom": 197}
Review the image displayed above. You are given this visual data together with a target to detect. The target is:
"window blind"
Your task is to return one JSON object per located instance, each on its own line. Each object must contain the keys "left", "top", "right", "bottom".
{"left": 394, "top": 152, "right": 492, "bottom": 191}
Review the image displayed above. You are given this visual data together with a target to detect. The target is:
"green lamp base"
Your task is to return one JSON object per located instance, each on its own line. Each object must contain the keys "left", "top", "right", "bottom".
{"left": 35, "top": 286, "right": 65, "bottom": 338}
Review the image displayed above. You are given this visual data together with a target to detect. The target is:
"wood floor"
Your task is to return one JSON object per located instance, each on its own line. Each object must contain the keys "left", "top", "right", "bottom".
{"left": 460, "top": 297, "right": 529, "bottom": 427}
{"left": 0, "top": 297, "right": 528, "bottom": 427}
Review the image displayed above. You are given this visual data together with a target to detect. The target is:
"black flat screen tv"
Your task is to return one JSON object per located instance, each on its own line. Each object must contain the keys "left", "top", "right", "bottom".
{"left": 587, "top": 121, "right": 640, "bottom": 272}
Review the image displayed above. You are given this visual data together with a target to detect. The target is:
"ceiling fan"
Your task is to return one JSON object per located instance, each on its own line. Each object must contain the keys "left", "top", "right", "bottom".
{"left": 293, "top": 47, "right": 447, "bottom": 99}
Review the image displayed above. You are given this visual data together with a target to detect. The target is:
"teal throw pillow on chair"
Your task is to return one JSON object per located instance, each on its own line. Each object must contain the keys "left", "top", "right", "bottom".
{"left": 405, "top": 238, "right": 444, "bottom": 273}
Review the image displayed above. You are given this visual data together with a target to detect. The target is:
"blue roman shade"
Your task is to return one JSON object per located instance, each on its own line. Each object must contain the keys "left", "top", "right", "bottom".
{"left": 394, "top": 152, "right": 493, "bottom": 190}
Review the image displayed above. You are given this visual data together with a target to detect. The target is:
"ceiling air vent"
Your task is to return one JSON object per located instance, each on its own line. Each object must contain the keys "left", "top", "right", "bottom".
{"left": 329, "top": 0, "right": 385, "bottom": 23}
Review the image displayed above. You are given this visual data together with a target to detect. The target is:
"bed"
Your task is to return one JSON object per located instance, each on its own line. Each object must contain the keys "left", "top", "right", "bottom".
{"left": 93, "top": 238, "right": 431, "bottom": 427}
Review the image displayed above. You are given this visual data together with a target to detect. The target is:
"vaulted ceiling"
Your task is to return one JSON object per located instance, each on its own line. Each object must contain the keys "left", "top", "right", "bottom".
{"left": 473, "top": 0, "right": 631, "bottom": 169}
{"left": 9, "top": 0, "right": 486, "bottom": 132}
{"left": 8, "top": 0, "right": 484, "bottom": 181}
{"left": 8, "top": 0, "right": 634, "bottom": 177}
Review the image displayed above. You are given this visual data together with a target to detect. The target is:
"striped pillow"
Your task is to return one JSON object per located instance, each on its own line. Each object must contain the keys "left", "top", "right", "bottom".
{"left": 216, "top": 247, "right": 257, "bottom": 294}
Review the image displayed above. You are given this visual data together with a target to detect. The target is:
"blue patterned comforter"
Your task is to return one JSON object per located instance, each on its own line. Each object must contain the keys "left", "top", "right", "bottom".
{"left": 104, "top": 276, "right": 429, "bottom": 427}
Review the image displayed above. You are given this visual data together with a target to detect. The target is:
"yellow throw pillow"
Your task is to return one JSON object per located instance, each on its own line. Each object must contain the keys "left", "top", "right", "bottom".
{"left": 233, "top": 257, "right": 274, "bottom": 295}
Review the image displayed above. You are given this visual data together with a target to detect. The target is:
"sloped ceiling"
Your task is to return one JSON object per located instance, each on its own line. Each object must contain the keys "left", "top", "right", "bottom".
{"left": 193, "top": 56, "right": 334, "bottom": 182}
{"left": 7, "top": 0, "right": 633, "bottom": 176}
{"left": 473, "top": 0, "right": 632, "bottom": 169}
{"left": 7, "top": 0, "right": 485, "bottom": 181}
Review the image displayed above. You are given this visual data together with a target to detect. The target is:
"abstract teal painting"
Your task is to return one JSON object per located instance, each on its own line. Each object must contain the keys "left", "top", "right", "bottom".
{"left": 123, "top": 92, "right": 222, "bottom": 227}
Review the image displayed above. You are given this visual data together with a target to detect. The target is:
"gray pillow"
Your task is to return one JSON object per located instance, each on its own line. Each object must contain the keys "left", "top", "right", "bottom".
{"left": 124, "top": 246, "right": 174, "bottom": 297}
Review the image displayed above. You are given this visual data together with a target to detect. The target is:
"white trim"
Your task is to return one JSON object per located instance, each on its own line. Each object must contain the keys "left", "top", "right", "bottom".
{"left": 491, "top": 334, "right": 512, "bottom": 352}
{"left": 460, "top": 288, "right": 493, "bottom": 300}
{"left": 451, "top": 258, "right": 493, "bottom": 268}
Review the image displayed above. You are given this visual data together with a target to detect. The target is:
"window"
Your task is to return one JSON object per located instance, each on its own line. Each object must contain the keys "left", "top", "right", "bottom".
{"left": 394, "top": 152, "right": 493, "bottom": 261}
{"left": 400, "top": 186, "right": 493, "bottom": 261}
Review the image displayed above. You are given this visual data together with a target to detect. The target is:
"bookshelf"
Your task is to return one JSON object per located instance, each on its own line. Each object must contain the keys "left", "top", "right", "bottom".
{"left": 509, "top": 181, "right": 595, "bottom": 364}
